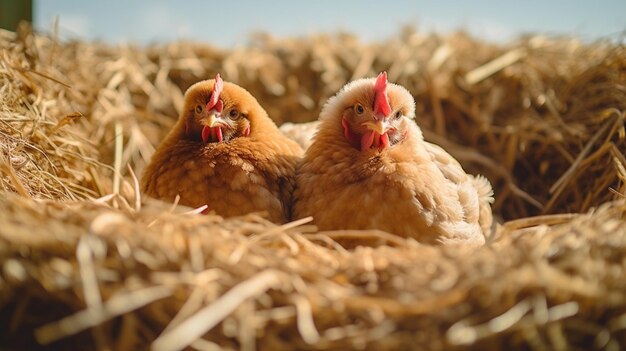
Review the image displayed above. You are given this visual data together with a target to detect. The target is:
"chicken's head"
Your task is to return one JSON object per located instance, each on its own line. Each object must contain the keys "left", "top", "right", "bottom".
{"left": 182, "top": 74, "right": 254, "bottom": 143}
{"left": 326, "top": 72, "right": 415, "bottom": 152}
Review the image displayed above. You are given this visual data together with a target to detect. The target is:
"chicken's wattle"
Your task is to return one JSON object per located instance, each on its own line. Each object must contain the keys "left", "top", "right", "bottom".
{"left": 202, "top": 125, "right": 223, "bottom": 143}
{"left": 342, "top": 116, "right": 391, "bottom": 151}
{"left": 361, "top": 130, "right": 390, "bottom": 151}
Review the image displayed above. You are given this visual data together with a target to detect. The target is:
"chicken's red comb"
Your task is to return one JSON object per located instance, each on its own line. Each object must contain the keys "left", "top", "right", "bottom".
{"left": 373, "top": 71, "right": 391, "bottom": 117}
{"left": 207, "top": 73, "right": 224, "bottom": 113}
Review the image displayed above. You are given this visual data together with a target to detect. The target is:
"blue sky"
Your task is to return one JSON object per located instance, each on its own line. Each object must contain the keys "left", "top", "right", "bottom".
{"left": 35, "top": 0, "right": 626, "bottom": 46}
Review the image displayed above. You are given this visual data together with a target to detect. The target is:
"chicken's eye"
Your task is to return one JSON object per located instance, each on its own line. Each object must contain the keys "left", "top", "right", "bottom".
{"left": 394, "top": 111, "right": 402, "bottom": 119}
{"left": 354, "top": 104, "right": 364, "bottom": 115}
{"left": 229, "top": 109, "right": 240, "bottom": 120}
{"left": 195, "top": 105, "right": 203, "bottom": 114}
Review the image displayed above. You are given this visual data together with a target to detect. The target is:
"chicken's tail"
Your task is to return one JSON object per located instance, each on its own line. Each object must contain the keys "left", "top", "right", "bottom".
{"left": 471, "top": 175, "right": 495, "bottom": 240}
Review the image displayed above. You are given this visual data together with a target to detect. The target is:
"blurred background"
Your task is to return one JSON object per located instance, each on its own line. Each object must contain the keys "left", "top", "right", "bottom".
{"left": 1, "top": 0, "right": 624, "bottom": 45}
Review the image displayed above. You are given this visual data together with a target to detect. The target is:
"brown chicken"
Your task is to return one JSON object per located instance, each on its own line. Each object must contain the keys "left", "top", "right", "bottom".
{"left": 142, "top": 74, "right": 303, "bottom": 223}
{"left": 293, "top": 72, "right": 493, "bottom": 244}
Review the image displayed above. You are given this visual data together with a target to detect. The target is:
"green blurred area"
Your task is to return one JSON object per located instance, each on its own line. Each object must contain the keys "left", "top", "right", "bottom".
{"left": 0, "top": 0, "right": 32, "bottom": 31}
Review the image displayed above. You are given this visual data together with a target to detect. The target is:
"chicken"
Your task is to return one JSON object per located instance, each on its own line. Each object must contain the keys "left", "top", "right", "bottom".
{"left": 142, "top": 74, "right": 303, "bottom": 223}
{"left": 293, "top": 72, "right": 493, "bottom": 245}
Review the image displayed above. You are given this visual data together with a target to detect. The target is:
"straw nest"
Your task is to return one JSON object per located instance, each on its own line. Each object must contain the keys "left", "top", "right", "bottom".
{"left": 1, "top": 24, "right": 625, "bottom": 350}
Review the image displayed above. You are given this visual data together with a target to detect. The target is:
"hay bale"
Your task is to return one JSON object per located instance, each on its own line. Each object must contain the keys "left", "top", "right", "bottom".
{"left": 1, "top": 24, "right": 625, "bottom": 350}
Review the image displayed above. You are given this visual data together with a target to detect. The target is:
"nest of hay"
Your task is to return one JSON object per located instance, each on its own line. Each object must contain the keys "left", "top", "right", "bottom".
{"left": 1, "top": 24, "right": 625, "bottom": 350}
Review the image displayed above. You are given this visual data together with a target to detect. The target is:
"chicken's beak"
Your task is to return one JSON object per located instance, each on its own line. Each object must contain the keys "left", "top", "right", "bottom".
{"left": 362, "top": 119, "right": 389, "bottom": 135}
{"left": 207, "top": 113, "right": 222, "bottom": 128}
